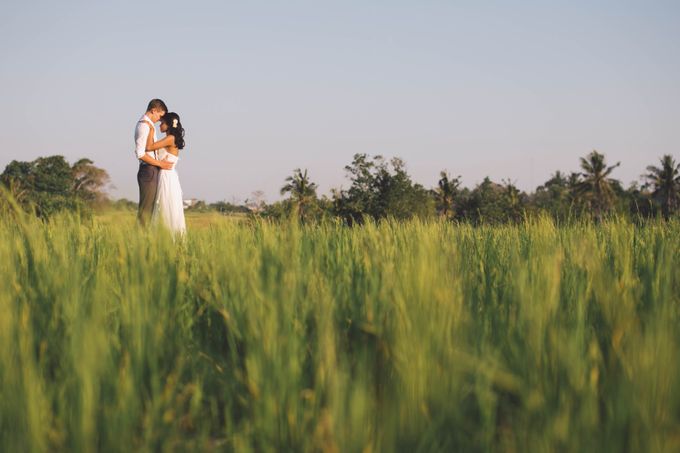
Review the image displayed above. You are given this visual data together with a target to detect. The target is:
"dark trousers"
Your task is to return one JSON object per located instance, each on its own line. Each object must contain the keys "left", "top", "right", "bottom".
{"left": 137, "top": 163, "right": 159, "bottom": 226}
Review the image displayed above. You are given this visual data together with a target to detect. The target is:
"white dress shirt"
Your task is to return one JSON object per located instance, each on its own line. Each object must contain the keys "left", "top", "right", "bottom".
{"left": 134, "top": 115, "right": 157, "bottom": 161}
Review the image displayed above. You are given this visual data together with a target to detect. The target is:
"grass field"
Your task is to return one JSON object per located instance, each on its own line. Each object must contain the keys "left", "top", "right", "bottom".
{"left": 94, "top": 210, "right": 246, "bottom": 229}
{"left": 0, "top": 211, "right": 679, "bottom": 452}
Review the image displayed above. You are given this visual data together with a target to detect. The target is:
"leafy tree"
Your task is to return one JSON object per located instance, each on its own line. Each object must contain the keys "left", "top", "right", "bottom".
{"left": 643, "top": 155, "right": 680, "bottom": 219}
{"left": 333, "top": 154, "right": 433, "bottom": 223}
{"left": 533, "top": 171, "right": 573, "bottom": 221}
{"left": 575, "top": 150, "right": 621, "bottom": 221}
{"left": 0, "top": 160, "right": 33, "bottom": 204}
{"left": 261, "top": 199, "right": 294, "bottom": 220}
{"left": 280, "top": 168, "right": 318, "bottom": 222}
{"left": 1, "top": 155, "right": 79, "bottom": 218}
{"left": 454, "top": 177, "right": 528, "bottom": 224}
{"left": 372, "top": 157, "right": 433, "bottom": 220}
{"left": 459, "top": 177, "right": 507, "bottom": 224}
{"left": 32, "top": 156, "right": 73, "bottom": 196}
{"left": 72, "top": 158, "right": 110, "bottom": 203}
{"left": 1, "top": 155, "right": 110, "bottom": 218}
{"left": 625, "top": 182, "right": 656, "bottom": 220}
{"left": 501, "top": 179, "right": 526, "bottom": 223}
{"left": 334, "top": 154, "right": 377, "bottom": 223}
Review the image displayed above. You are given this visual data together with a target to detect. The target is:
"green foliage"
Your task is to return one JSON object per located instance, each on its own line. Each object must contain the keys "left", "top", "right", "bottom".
{"left": 334, "top": 154, "right": 434, "bottom": 223}
{"left": 280, "top": 168, "right": 320, "bottom": 222}
{"left": 0, "top": 155, "right": 109, "bottom": 218}
{"left": 209, "top": 200, "right": 250, "bottom": 215}
{"left": 626, "top": 183, "right": 657, "bottom": 220}
{"left": 644, "top": 154, "right": 680, "bottom": 219}
{"left": 3, "top": 151, "right": 678, "bottom": 225}
{"left": 1, "top": 215, "right": 679, "bottom": 451}
{"left": 432, "top": 171, "right": 462, "bottom": 218}
{"left": 575, "top": 150, "right": 621, "bottom": 221}
{"left": 456, "top": 177, "right": 528, "bottom": 224}
{"left": 532, "top": 171, "right": 574, "bottom": 221}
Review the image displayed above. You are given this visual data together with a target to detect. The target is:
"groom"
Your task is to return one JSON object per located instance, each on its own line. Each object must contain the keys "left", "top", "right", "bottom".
{"left": 134, "top": 99, "right": 173, "bottom": 226}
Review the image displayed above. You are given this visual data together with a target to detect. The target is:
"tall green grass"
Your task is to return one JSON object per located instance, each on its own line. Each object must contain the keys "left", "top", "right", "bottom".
{"left": 0, "top": 213, "right": 678, "bottom": 451}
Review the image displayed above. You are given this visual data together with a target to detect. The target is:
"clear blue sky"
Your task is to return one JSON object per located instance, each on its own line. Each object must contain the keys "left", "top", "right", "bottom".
{"left": 1, "top": 1, "right": 678, "bottom": 203}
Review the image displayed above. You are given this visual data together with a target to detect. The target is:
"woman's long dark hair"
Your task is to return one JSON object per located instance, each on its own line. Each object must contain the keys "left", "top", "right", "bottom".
{"left": 162, "top": 112, "right": 185, "bottom": 149}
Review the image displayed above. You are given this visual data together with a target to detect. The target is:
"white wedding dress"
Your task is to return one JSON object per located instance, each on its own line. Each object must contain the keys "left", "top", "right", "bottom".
{"left": 153, "top": 148, "right": 186, "bottom": 236}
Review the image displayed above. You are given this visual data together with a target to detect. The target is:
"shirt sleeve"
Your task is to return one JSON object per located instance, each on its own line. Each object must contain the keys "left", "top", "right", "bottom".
{"left": 134, "top": 122, "right": 151, "bottom": 159}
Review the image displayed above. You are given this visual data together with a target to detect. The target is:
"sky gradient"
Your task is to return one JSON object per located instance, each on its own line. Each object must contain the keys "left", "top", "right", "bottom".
{"left": 1, "top": 1, "right": 678, "bottom": 203}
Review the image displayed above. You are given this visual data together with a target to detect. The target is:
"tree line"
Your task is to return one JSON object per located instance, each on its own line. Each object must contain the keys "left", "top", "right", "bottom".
{"left": 1, "top": 151, "right": 677, "bottom": 223}
{"left": 269, "top": 150, "right": 676, "bottom": 224}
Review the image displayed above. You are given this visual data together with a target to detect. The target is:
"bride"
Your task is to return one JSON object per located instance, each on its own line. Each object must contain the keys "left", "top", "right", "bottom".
{"left": 144, "top": 112, "right": 186, "bottom": 235}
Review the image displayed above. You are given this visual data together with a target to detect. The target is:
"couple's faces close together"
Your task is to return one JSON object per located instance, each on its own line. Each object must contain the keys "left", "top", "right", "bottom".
{"left": 149, "top": 108, "right": 170, "bottom": 132}
{"left": 148, "top": 108, "right": 166, "bottom": 124}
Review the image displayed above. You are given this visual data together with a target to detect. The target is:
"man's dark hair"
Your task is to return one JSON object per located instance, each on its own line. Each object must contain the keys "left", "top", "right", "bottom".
{"left": 146, "top": 99, "right": 168, "bottom": 113}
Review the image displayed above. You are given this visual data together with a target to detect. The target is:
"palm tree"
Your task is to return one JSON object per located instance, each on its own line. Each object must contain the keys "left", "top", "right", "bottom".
{"left": 433, "top": 171, "right": 460, "bottom": 218}
{"left": 644, "top": 155, "right": 680, "bottom": 218}
{"left": 576, "top": 150, "right": 620, "bottom": 221}
{"left": 280, "top": 168, "right": 318, "bottom": 221}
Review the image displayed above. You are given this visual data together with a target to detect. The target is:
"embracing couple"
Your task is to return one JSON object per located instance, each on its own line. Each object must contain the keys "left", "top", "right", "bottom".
{"left": 134, "top": 99, "right": 186, "bottom": 236}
